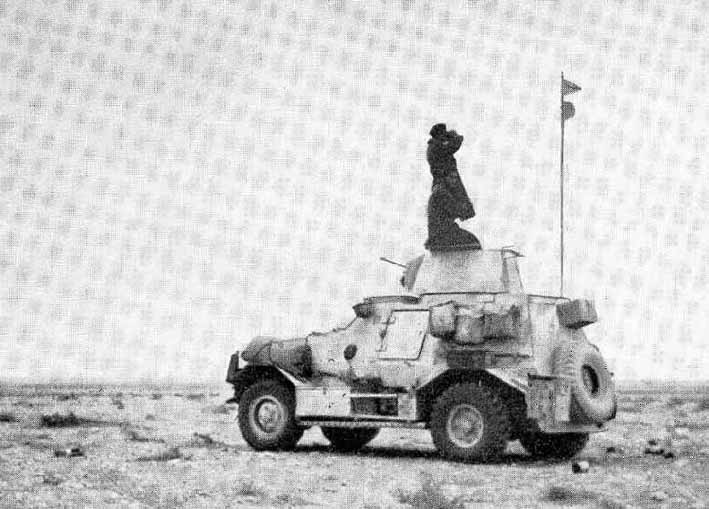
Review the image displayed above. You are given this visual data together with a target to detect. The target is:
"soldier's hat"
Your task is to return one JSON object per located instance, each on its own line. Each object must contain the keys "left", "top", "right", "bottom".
{"left": 429, "top": 123, "right": 447, "bottom": 138}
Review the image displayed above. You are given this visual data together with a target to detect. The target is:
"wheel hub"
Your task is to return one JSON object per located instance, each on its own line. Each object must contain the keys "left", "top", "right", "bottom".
{"left": 447, "top": 404, "right": 484, "bottom": 448}
{"left": 253, "top": 396, "right": 283, "bottom": 433}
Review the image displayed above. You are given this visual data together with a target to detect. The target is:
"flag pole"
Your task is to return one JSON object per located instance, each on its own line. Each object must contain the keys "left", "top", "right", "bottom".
{"left": 559, "top": 72, "right": 565, "bottom": 297}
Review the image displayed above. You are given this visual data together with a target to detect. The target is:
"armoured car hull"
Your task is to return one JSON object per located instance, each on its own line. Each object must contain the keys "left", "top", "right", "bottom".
{"left": 226, "top": 249, "right": 616, "bottom": 461}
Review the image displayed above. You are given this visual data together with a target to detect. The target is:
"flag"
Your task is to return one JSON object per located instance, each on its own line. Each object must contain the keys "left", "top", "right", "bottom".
{"left": 561, "top": 101, "right": 575, "bottom": 121}
{"left": 562, "top": 78, "right": 581, "bottom": 96}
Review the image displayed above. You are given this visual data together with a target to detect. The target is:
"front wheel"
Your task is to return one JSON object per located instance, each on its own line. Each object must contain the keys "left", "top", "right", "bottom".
{"left": 519, "top": 431, "right": 589, "bottom": 459}
{"left": 430, "top": 383, "right": 510, "bottom": 462}
{"left": 238, "top": 380, "right": 304, "bottom": 451}
{"left": 321, "top": 427, "right": 379, "bottom": 452}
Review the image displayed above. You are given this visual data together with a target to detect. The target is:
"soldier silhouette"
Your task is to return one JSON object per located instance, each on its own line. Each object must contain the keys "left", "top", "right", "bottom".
{"left": 424, "top": 123, "right": 481, "bottom": 251}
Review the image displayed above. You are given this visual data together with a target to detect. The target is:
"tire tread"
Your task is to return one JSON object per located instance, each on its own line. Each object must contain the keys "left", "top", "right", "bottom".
{"left": 430, "top": 383, "right": 510, "bottom": 462}
{"left": 238, "top": 380, "right": 303, "bottom": 451}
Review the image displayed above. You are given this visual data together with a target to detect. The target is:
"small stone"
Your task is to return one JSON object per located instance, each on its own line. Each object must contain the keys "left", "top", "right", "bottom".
{"left": 663, "top": 451, "right": 675, "bottom": 459}
{"left": 650, "top": 491, "right": 668, "bottom": 502}
{"left": 647, "top": 439, "right": 659, "bottom": 446}
{"left": 572, "top": 460, "right": 590, "bottom": 473}
{"left": 644, "top": 445, "right": 664, "bottom": 455}
{"left": 54, "top": 446, "right": 84, "bottom": 458}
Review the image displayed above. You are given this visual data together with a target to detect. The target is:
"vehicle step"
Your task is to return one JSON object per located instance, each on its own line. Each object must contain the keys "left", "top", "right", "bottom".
{"left": 349, "top": 393, "right": 399, "bottom": 398}
{"left": 298, "top": 419, "right": 427, "bottom": 429}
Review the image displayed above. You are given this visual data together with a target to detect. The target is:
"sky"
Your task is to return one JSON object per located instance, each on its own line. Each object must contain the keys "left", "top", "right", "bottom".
{"left": 0, "top": 0, "right": 707, "bottom": 382}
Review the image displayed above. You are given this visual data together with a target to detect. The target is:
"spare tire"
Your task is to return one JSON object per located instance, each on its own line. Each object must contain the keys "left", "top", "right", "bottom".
{"left": 552, "top": 340, "right": 616, "bottom": 423}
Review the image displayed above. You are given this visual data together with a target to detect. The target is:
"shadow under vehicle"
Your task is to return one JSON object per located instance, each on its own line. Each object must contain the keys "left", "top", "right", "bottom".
{"left": 226, "top": 248, "right": 616, "bottom": 462}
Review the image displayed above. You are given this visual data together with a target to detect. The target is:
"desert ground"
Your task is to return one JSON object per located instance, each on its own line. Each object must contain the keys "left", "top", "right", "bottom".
{"left": 0, "top": 381, "right": 707, "bottom": 508}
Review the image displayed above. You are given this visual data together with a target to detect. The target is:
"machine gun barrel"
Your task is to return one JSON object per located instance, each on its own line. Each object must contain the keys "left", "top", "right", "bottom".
{"left": 379, "top": 257, "right": 407, "bottom": 268}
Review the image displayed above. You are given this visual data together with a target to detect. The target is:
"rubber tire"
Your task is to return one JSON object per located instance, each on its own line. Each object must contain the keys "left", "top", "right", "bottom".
{"left": 553, "top": 340, "right": 616, "bottom": 423}
{"left": 520, "top": 431, "right": 589, "bottom": 459}
{"left": 321, "top": 427, "right": 380, "bottom": 452}
{"left": 430, "top": 383, "right": 510, "bottom": 462}
{"left": 238, "top": 380, "right": 304, "bottom": 451}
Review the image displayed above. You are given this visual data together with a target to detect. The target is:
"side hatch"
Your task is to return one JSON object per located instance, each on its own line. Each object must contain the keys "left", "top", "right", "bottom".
{"left": 378, "top": 310, "right": 428, "bottom": 359}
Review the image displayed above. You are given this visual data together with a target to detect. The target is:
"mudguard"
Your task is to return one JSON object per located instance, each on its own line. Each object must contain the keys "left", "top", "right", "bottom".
{"left": 226, "top": 364, "right": 304, "bottom": 404}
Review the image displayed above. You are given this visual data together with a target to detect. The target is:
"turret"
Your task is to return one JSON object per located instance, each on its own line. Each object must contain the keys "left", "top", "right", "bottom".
{"left": 401, "top": 248, "right": 524, "bottom": 294}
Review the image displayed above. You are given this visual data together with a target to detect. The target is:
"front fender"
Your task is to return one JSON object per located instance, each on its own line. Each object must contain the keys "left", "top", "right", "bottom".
{"left": 226, "top": 364, "right": 303, "bottom": 404}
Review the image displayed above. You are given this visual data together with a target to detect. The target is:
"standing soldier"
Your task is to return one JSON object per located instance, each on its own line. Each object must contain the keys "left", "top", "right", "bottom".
{"left": 425, "top": 123, "right": 481, "bottom": 251}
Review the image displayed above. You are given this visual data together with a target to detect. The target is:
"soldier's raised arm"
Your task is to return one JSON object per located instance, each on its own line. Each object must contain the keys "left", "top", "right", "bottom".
{"left": 442, "top": 131, "right": 463, "bottom": 154}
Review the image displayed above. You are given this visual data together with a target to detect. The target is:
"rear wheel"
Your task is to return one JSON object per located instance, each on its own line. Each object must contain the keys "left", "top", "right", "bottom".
{"left": 519, "top": 431, "right": 589, "bottom": 459}
{"left": 238, "top": 380, "right": 303, "bottom": 451}
{"left": 321, "top": 427, "right": 380, "bottom": 452}
{"left": 430, "top": 383, "right": 510, "bottom": 462}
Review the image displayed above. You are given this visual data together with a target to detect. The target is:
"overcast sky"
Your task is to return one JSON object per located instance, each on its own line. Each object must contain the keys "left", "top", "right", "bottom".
{"left": 0, "top": 0, "right": 707, "bottom": 382}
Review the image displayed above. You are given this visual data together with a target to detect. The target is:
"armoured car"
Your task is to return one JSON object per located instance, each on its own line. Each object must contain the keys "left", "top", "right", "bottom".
{"left": 226, "top": 248, "right": 616, "bottom": 461}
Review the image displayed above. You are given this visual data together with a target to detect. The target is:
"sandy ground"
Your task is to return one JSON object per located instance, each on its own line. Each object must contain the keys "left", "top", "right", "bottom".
{"left": 0, "top": 382, "right": 707, "bottom": 508}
